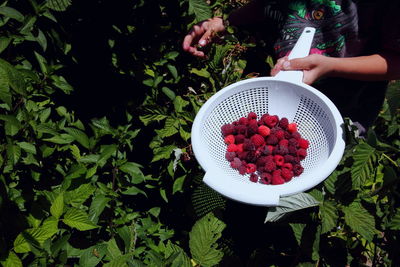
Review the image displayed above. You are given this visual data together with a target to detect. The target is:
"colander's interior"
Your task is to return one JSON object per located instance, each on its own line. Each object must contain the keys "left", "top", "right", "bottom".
{"left": 200, "top": 79, "right": 337, "bottom": 186}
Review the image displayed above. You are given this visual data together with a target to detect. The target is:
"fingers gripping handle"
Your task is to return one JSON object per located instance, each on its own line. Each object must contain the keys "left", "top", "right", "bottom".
{"left": 275, "top": 27, "right": 316, "bottom": 83}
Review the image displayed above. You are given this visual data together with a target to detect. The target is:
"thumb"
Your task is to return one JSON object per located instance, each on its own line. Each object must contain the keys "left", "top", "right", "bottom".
{"left": 281, "top": 58, "right": 312, "bottom": 71}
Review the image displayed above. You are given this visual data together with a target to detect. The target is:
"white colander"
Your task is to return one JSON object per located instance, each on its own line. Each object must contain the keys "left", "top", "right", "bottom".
{"left": 191, "top": 27, "right": 346, "bottom": 206}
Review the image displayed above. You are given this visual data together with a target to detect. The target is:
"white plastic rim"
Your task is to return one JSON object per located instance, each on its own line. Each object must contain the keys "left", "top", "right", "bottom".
{"left": 190, "top": 27, "right": 346, "bottom": 206}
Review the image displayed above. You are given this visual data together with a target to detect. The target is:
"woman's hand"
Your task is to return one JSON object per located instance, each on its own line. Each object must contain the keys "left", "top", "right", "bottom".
{"left": 182, "top": 17, "right": 226, "bottom": 58}
{"left": 271, "top": 54, "right": 334, "bottom": 85}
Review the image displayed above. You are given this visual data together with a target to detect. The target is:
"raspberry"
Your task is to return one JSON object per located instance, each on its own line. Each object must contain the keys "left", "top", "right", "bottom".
{"left": 236, "top": 143, "right": 244, "bottom": 153}
{"left": 224, "top": 135, "right": 235, "bottom": 144}
{"left": 279, "top": 139, "right": 289, "bottom": 147}
{"left": 238, "top": 165, "right": 247, "bottom": 175}
{"left": 297, "top": 148, "right": 307, "bottom": 159}
{"left": 227, "top": 144, "right": 238, "bottom": 152}
{"left": 239, "top": 117, "right": 248, "bottom": 125}
{"left": 256, "top": 156, "right": 268, "bottom": 167}
{"left": 246, "top": 163, "right": 257, "bottom": 173}
{"left": 274, "top": 145, "right": 289, "bottom": 155}
{"left": 287, "top": 123, "right": 297, "bottom": 133}
{"left": 282, "top": 162, "right": 293, "bottom": 170}
{"left": 279, "top": 117, "right": 289, "bottom": 129}
{"left": 293, "top": 164, "right": 304, "bottom": 176}
{"left": 281, "top": 168, "right": 294, "bottom": 181}
{"left": 274, "top": 155, "right": 284, "bottom": 166}
{"left": 236, "top": 124, "right": 247, "bottom": 135}
{"left": 250, "top": 134, "right": 265, "bottom": 147}
{"left": 235, "top": 134, "right": 246, "bottom": 144}
{"left": 247, "top": 112, "right": 257, "bottom": 120}
{"left": 247, "top": 121, "right": 259, "bottom": 136}
{"left": 243, "top": 139, "right": 255, "bottom": 151}
{"left": 249, "top": 173, "right": 258, "bottom": 182}
{"left": 271, "top": 175, "right": 285, "bottom": 184}
{"left": 288, "top": 145, "right": 297, "bottom": 155}
{"left": 246, "top": 151, "right": 259, "bottom": 162}
{"left": 237, "top": 151, "right": 248, "bottom": 160}
{"left": 225, "top": 151, "right": 236, "bottom": 161}
{"left": 260, "top": 172, "right": 272, "bottom": 184}
{"left": 291, "top": 131, "right": 301, "bottom": 140}
{"left": 275, "top": 130, "right": 285, "bottom": 140}
{"left": 258, "top": 125, "right": 270, "bottom": 137}
{"left": 289, "top": 138, "right": 299, "bottom": 147}
{"left": 264, "top": 161, "right": 277, "bottom": 172}
{"left": 266, "top": 134, "right": 278, "bottom": 145}
{"left": 284, "top": 155, "right": 295, "bottom": 164}
{"left": 221, "top": 124, "right": 234, "bottom": 136}
{"left": 264, "top": 115, "right": 279, "bottom": 128}
{"left": 230, "top": 157, "right": 242, "bottom": 169}
{"left": 298, "top": 138, "right": 309, "bottom": 149}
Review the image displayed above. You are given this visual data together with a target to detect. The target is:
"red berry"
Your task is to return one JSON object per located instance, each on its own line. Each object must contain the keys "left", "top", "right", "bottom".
{"left": 230, "top": 157, "right": 242, "bottom": 169}
{"left": 237, "top": 151, "right": 249, "bottom": 160}
{"left": 239, "top": 117, "right": 248, "bottom": 125}
{"left": 243, "top": 139, "right": 255, "bottom": 151}
{"left": 250, "top": 134, "right": 265, "bottom": 147}
{"left": 247, "top": 121, "right": 259, "bottom": 136}
{"left": 227, "top": 144, "right": 238, "bottom": 152}
{"left": 266, "top": 134, "right": 278, "bottom": 145}
{"left": 279, "top": 117, "right": 289, "bottom": 129}
{"left": 238, "top": 165, "right": 247, "bottom": 175}
{"left": 225, "top": 151, "right": 236, "bottom": 161}
{"left": 274, "top": 155, "right": 284, "bottom": 166}
{"left": 287, "top": 123, "right": 297, "bottom": 133}
{"left": 291, "top": 131, "right": 301, "bottom": 140}
{"left": 235, "top": 124, "right": 247, "bottom": 135}
{"left": 246, "top": 163, "right": 257, "bottom": 173}
{"left": 235, "top": 134, "right": 246, "bottom": 144}
{"left": 282, "top": 162, "right": 293, "bottom": 170}
{"left": 236, "top": 143, "right": 244, "bottom": 153}
{"left": 293, "top": 164, "right": 304, "bottom": 176}
{"left": 284, "top": 155, "right": 295, "bottom": 164}
{"left": 279, "top": 139, "right": 289, "bottom": 147}
{"left": 297, "top": 148, "right": 307, "bottom": 159}
{"left": 275, "top": 130, "right": 285, "bottom": 140}
{"left": 264, "top": 161, "right": 277, "bottom": 172}
{"left": 258, "top": 125, "right": 270, "bottom": 137}
{"left": 264, "top": 115, "right": 279, "bottom": 128}
{"left": 221, "top": 124, "right": 234, "bottom": 136}
{"left": 260, "top": 172, "right": 272, "bottom": 184}
{"left": 281, "top": 168, "right": 294, "bottom": 181}
{"left": 271, "top": 172, "right": 285, "bottom": 185}
{"left": 249, "top": 173, "right": 258, "bottom": 182}
{"left": 298, "top": 138, "right": 309, "bottom": 149}
{"left": 224, "top": 135, "right": 235, "bottom": 144}
{"left": 247, "top": 112, "right": 258, "bottom": 120}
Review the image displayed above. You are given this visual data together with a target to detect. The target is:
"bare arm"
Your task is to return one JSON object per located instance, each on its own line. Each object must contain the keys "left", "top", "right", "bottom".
{"left": 272, "top": 51, "right": 400, "bottom": 84}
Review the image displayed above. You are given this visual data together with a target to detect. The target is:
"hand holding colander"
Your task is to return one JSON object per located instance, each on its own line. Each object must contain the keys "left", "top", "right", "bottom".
{"left": 191, "top": 27, "right": 346, "bottom": 206}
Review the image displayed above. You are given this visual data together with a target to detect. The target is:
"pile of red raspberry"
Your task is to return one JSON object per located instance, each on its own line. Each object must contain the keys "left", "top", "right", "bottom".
{"left": 221, "top": 112, "right": 309, "bottom": 185}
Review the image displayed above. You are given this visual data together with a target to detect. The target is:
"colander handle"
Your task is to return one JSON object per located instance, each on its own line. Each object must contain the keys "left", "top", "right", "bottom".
{"left": 275, "top": 27, "right": 316, "bottom": 83}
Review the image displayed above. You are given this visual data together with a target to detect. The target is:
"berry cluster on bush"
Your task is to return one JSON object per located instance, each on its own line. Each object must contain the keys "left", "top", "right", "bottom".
{"left": 221, "top": 112, "right": 309, "bottom": 185}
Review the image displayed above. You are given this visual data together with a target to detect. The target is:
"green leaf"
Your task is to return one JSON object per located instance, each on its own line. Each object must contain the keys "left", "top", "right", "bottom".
{"left": 151, "top": 145, "right": 176, "bottom": 162}
{"left": 0, "top": 36, "right": 11, "bottom": 54}
{"left": 265, "top": 193, "right": 320, "bottom": 222}
{"left": 320, "top": 200, "right": 338, "bottom": 234}
{"left": 103, "top": 255, "right": 131, "bottom": 267}
{"left": 6, "top": 143, "right": 21, "bottom": 165}
{"left": 64, "top": 127, "right": 90, "bottom": 149}
{"left": 343, "top": 202, "right": 376, "bottom": 241}
{"left": 387, "top": 208, "right": 400, "bottom": 230}
{"left": 172, "top": 175, "right": 185, "bottom": 194}
{"left": 188, "top": 0, "right": 212, "bottom": 22}
{"left": 106, "top": 238, "right": 122, "bottom": 259}
{"left": 0, "top": 251, "right": 22, "bottom": 267}
{"left": 98, "top": 144, "right": 117, "bottom": 167}
{"left": 89, "top": 194, "right": 110, "bottom": 224}
{"left": 50, "top": 193, "right": 64, "bottom": 219}
{"left": 351, "top": 142, "right": 379, "bottom": 189}
{"left": 165, "top": 241, "right": 192, "bottom": 267}
{"left": 16, "top": 141, "right": 37, "bottom": 154}
{"left": 0, "top": 115, "right": 22, "bottom": 136}
{"left": 63, "top": 207, "right": 98, "bottom": 231}
{"left": 46, "top": 0, "right": 72, "bottom": 11}
{"left": 156, "top": 117, "right": 178, "bottom": 138}
{"left": 173, "top": 96, "right": 189, "bottom": 113}
{"left": 139, "top": 113, "right": 167, "bottom": 126}
{"left": 43, "top": 133, "right": 75, "bottom": 144}
{"left": 289, "top": 223, "right": 306, "bottom": 246}
{"left": 119, "top": 162, "right": 144, "bottom": 184}
{"left": 162, "top": 86, "right": 176, "bottom": 100}
{"left": 65, "top": 184, "right": 95, "bottom": 207}
{"left": 0, "top": 6, "right": 24, "bottom": 22}
{"left": 0, "top": 59, "right": 26, "bottom": 96}
{"left": 189, "top": 213, "right": 225, "bottom": 267}
{"left": 13, "top": 226, "right": 56, "bottom": 253}
{"left": 34, "top": 51, "right": 48, "bottom": 74}
{"left": 167, "top": 64, "right": 178, "bottom": 79}
{"left": 190, "top": 67, "right": 210, "bottom": 78}
{"left": 121, "top": 186, "right": 147, "bottom": 197}
{"left": 36, "top": 29, "right": 47, "bottom": 51}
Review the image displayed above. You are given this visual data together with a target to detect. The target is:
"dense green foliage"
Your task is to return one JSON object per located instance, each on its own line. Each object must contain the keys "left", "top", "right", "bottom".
{"left": 0, "top": 0, "right": 399, "bottom": 266}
